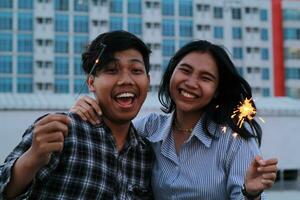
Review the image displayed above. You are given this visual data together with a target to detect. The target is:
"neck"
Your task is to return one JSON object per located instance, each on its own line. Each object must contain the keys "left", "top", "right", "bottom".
{"left": 175, "top": 110, "right": 202, "bottom": 131}
{"left": 102, "top": 117, "right": 131, "bottom": 151}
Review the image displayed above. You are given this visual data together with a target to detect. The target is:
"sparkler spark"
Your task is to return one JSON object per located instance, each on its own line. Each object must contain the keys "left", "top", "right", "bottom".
{"left": 231, "top": 98, "right": 256, "bottom": 128}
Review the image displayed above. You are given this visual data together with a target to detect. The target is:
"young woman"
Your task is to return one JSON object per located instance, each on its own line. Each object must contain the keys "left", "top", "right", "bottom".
{"left": 71, "top": 40, "right": 277, "bottom": 199}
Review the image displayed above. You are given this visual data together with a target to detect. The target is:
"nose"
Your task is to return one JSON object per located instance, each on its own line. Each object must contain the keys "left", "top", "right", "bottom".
{"left": 117, "top": 69, "right": 134, "bottom": 85}
{"left": 184, "top": 75, "right": 199, "bottom": 89}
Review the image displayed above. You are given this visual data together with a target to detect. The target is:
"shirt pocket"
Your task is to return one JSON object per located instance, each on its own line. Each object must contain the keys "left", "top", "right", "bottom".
{"left": 127, "top": 184, "right": 153, "bottom": 200}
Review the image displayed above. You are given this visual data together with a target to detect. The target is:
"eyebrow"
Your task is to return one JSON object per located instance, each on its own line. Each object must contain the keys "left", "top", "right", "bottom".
{"left": 109, "top": 57, "right": 144, "bottom": 65}
{"left": 179, "top": 63, "right": 218, "bottom": 80}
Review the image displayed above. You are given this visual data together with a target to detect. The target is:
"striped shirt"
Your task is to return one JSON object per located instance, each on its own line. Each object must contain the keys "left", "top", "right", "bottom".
{"left": 0, "top": 113, "right": 154, "bottom": 200}
{"left": 134, "top": 112, "right": 267, "bottom": 200}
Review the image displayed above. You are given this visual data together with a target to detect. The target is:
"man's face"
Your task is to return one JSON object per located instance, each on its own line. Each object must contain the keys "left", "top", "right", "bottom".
{"left": 88, "top": 49, "right": 149, "bottom": 124}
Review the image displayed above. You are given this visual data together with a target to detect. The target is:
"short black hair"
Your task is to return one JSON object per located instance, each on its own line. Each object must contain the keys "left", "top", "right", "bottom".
{"left": 158, "top": 40, "right": 262, "bottom": 145}
{"left": 82, "top": 30, "right": 151, "bottom": 75}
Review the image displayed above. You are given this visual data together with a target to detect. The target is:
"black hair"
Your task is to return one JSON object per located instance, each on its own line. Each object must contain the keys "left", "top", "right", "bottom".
{"left": 82, "top": 30, "right": 151, "bottom": 75}
{"left": 158, "top": 40, "right": 262, "bottom": 146}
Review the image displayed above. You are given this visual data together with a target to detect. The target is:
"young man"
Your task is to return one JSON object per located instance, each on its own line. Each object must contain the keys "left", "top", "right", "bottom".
{"left": 0, "top": 31, "right": 154, "bottom": 199}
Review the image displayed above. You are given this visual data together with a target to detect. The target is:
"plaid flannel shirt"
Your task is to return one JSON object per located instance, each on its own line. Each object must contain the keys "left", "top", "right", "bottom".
{"left": 0, "top": 113, "right": 154, "bottom": 200}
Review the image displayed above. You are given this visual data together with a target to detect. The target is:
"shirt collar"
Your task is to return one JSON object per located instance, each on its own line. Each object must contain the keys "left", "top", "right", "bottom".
{"left": 151, "top": 112, "right": 221, "bottom": 148}
{"left": 97, "top": 121, "right": 145, "bottom": 148}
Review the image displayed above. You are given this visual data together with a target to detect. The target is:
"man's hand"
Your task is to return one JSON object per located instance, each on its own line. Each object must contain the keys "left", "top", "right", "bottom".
{"left": 70, "top": 96, "right": 101, "bottom": 125}
{"left": 28, "top": 114, "right": 70, "bottom": 168}
{"left": 244, "top": 156, "right": 278, "bottom": 196}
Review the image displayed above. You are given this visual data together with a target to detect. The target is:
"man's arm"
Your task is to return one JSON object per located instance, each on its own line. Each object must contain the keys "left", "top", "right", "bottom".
{"left": 4, "top": 114, "right": 69, "bottom": 199}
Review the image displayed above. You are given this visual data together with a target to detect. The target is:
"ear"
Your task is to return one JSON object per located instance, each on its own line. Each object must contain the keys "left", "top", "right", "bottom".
{"left": 87, "top": 75, "right": 96, "bottom": 92}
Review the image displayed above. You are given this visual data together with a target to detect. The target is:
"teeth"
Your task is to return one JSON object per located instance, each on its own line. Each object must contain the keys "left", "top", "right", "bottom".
{"left": 181, "top": 90, "right": 196, "bottom": 98}
{"left": 116, "top": 92, "right": 134, "bottom": 98}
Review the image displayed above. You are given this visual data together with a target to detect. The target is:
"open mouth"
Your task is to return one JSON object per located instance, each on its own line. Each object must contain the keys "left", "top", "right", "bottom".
{"left": 115, "top": 92, "right": 136, "bottom": 108}
{"left": 179, "top": 89, "right": 198, "bottom": 99}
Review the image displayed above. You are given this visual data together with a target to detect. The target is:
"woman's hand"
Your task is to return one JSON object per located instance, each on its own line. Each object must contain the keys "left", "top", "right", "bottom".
{"left": 244, "top": 156, "right": 278, "bottom": 197}
{"left": 70, "top": 96, "right": 102, "bottom": 125}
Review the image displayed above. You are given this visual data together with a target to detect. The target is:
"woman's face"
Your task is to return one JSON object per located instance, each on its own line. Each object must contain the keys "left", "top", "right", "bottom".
{"left": 169, "top": 51, "right": 219, "bottom": 115}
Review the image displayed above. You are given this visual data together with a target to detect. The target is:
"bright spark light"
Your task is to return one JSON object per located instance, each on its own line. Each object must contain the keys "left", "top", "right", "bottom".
{"left": 221, "top": 126, "right": 227, "bottom": 133}
{"left": 232, "top": 132, "right": 238, "bottom": 138}
{"left": 258, "top": 117, "right": 265, "bottom": 123}
{"left": 231, "top": 98, "right": 256, "bottom": 128}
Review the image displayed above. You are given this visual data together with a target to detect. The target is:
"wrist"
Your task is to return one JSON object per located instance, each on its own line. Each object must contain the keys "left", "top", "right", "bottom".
{"left": 241, "top": 183, "right": 263, "bottom": 200}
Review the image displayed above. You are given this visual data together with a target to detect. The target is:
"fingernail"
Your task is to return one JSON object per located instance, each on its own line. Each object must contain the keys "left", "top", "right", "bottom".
{"left": 98, "top": 111, "right": 102, "bottom": 116}
{"left": 257, "top": 167, "right": 262, "bottom": 171}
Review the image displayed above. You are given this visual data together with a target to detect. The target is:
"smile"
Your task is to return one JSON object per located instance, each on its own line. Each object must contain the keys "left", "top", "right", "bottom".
{"left": 180, "top": 89, "right": 198, "bottom": 99}
{"left": 115, "top": 92, "right": 136, "bottom": 108}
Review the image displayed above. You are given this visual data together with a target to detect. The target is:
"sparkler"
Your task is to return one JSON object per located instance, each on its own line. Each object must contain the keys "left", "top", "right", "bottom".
{"left": 231, "top": 98, "right": 256, "bottom": 128}
{"left": 75, "top": 43, "right": 106, "bottom": 100}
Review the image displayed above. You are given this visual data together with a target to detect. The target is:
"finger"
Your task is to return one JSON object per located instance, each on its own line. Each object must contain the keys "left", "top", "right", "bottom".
{"left": 71, "top": 107, "right": 87, "bottom": 121}
{"left": 35, "top": 132, "right": 65, "bottom": 144}
{"left": 259, "top": 158, "right": 278, "bottom": 166}
{"left": 79, "top": 102, "right": 100, "bottom": 124}
{"left": 262, "top": 172, "right": 277, "bottom": 180}
{"left": 257, "top": 165, "right": 277, "bottom": 173}
{"left": 35, "top": 114, "right": 70, "bottom": 126}
{"left": 35, "top": 121, "right": 69, "bottom": 137}
{"left": 41, "top": 142, "right": 65, "bottom": 154}
{"left": 261, "top": 179, "right": 275, "bottom": 188}
{"left": 84, "top": 96, "right": 102, "bottom": 116}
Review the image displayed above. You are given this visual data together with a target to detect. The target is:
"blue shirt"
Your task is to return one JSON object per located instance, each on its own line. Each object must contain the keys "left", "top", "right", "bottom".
{"left": 134, "top": 112, "right": 267, "bottom": 200}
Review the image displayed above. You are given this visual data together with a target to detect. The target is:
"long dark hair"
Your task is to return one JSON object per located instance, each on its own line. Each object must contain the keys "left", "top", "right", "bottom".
{"left": 158, "top": 40, "right": 262, "bottom": 146}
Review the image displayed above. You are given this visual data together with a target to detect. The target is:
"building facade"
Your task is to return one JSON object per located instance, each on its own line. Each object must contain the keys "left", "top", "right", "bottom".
{"left": 0, "top": 0, "right": 299, "bottom": 98}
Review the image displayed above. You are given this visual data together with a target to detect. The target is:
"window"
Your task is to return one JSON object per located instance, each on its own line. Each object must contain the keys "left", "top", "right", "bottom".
{"left": 128, "top": 0, "right": 141, "bottom": 14}
{"left": 0, "top": 33, "right": 12, "bottom": 51}
{"left": 0, "top": 77, "right": 12, "bottom": 92}
{"left": 74, "top": 15, "right": 89, "bottom": 33}
{"left": 261, "top": 68, "right": 269, "bottom": 80}
{"left": 162, "top": 39, "right": 175, "bottom": 57}
{"left": 285, "top": 48, "right": 300, "bottom": 59}
{"left": 233, "top": 47, "right": 243, "bottom": 59}
{"left": 0, "top": 12, "right": 12, "bottom": 30}
{"left": 286, "top": 68, "right": 300, "bottom": 80}
{"left": 179, "top": 0, "right": 192, "bottom": 17}
{"left": 0, "top": 56, "right": 12, "bottom": 73}
{"left": 261, "top": 28, "right": 268, "bottom": 40}
{"left": 179, "top": 20, "right": 193, "bottom": 37}
{"left": 162, "top": 0, "right": 174, "bottom": 16}
{"left": 214, "top": 7, "right": 223, "bottom": 19}
{"left": 55, "top": 57, "right": 69, "bottom": 75}
{"left": 284, "top": 9, "right": 300, "bottom": 21}
{"left": 74, "top": 35, "right": 89, "bottom": 54}
{"left": 110, "top": 0, "right": 122, "bottom": 13}
{"left": 0, "top": 0, "right": 12, "bottom": 8}
{"left": 55, "top": 35, "right": 69, "bottom": 53}
{"left": 74, "top": 57, "right": 85, "bottom": 75}
{"left": 18, "top": 34, "right": 33, "bottom": 52}
{"left": 179, "top": 40, "right": 191, "bottom": 48}
{"left": 232, "top": 8, "right": 241, "bottom": 20}
{"left": 214, "top": 26, "right": 223, "bottom": 39}
{"left": 18, "top": 12, "right": 33, "bottom": 31}
{"left": 17, "top": 77, "right": 33, "bottom": 93}
{"left": 74, "top": 0, "right": 88, "bottom": 11}
{"left": 284, "top": 28, "right": 300, "bottom": 40}
{"left": 162, "top": 19, "right": 174, "bottom": 36}
{"left": 128, "top": 17, "right": 142, "bottom": 35}
{"left": 74, "top": 79, "right": 89, "bottom": 93}
{"left": 262, "top": 88, "right": 270, "bottom": 97}
{"left": 55, "top": 78, "right": 69, "bottom": 93}
{"left": 18, "top": 0, "right": 33, "bottom": 9}
{"left": 232, "top": 27, "right": 242, "bottom": 39}
{"left": 55, "top": 14, "right": 69, "bottom": 32}
{"left": 55, "top": 0, "right": 69, "bottom": 11}
{"left": 260, "top": 9, "right": 268, "bottom": 21}
{"left": 18, "top": 56, "right": 33, "bottom": 74}
{"left": 110, "top": 16, "right": 123, "bottom": 31}
{"left": 261, "top": 48, "right": 269, "bottom": 60}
